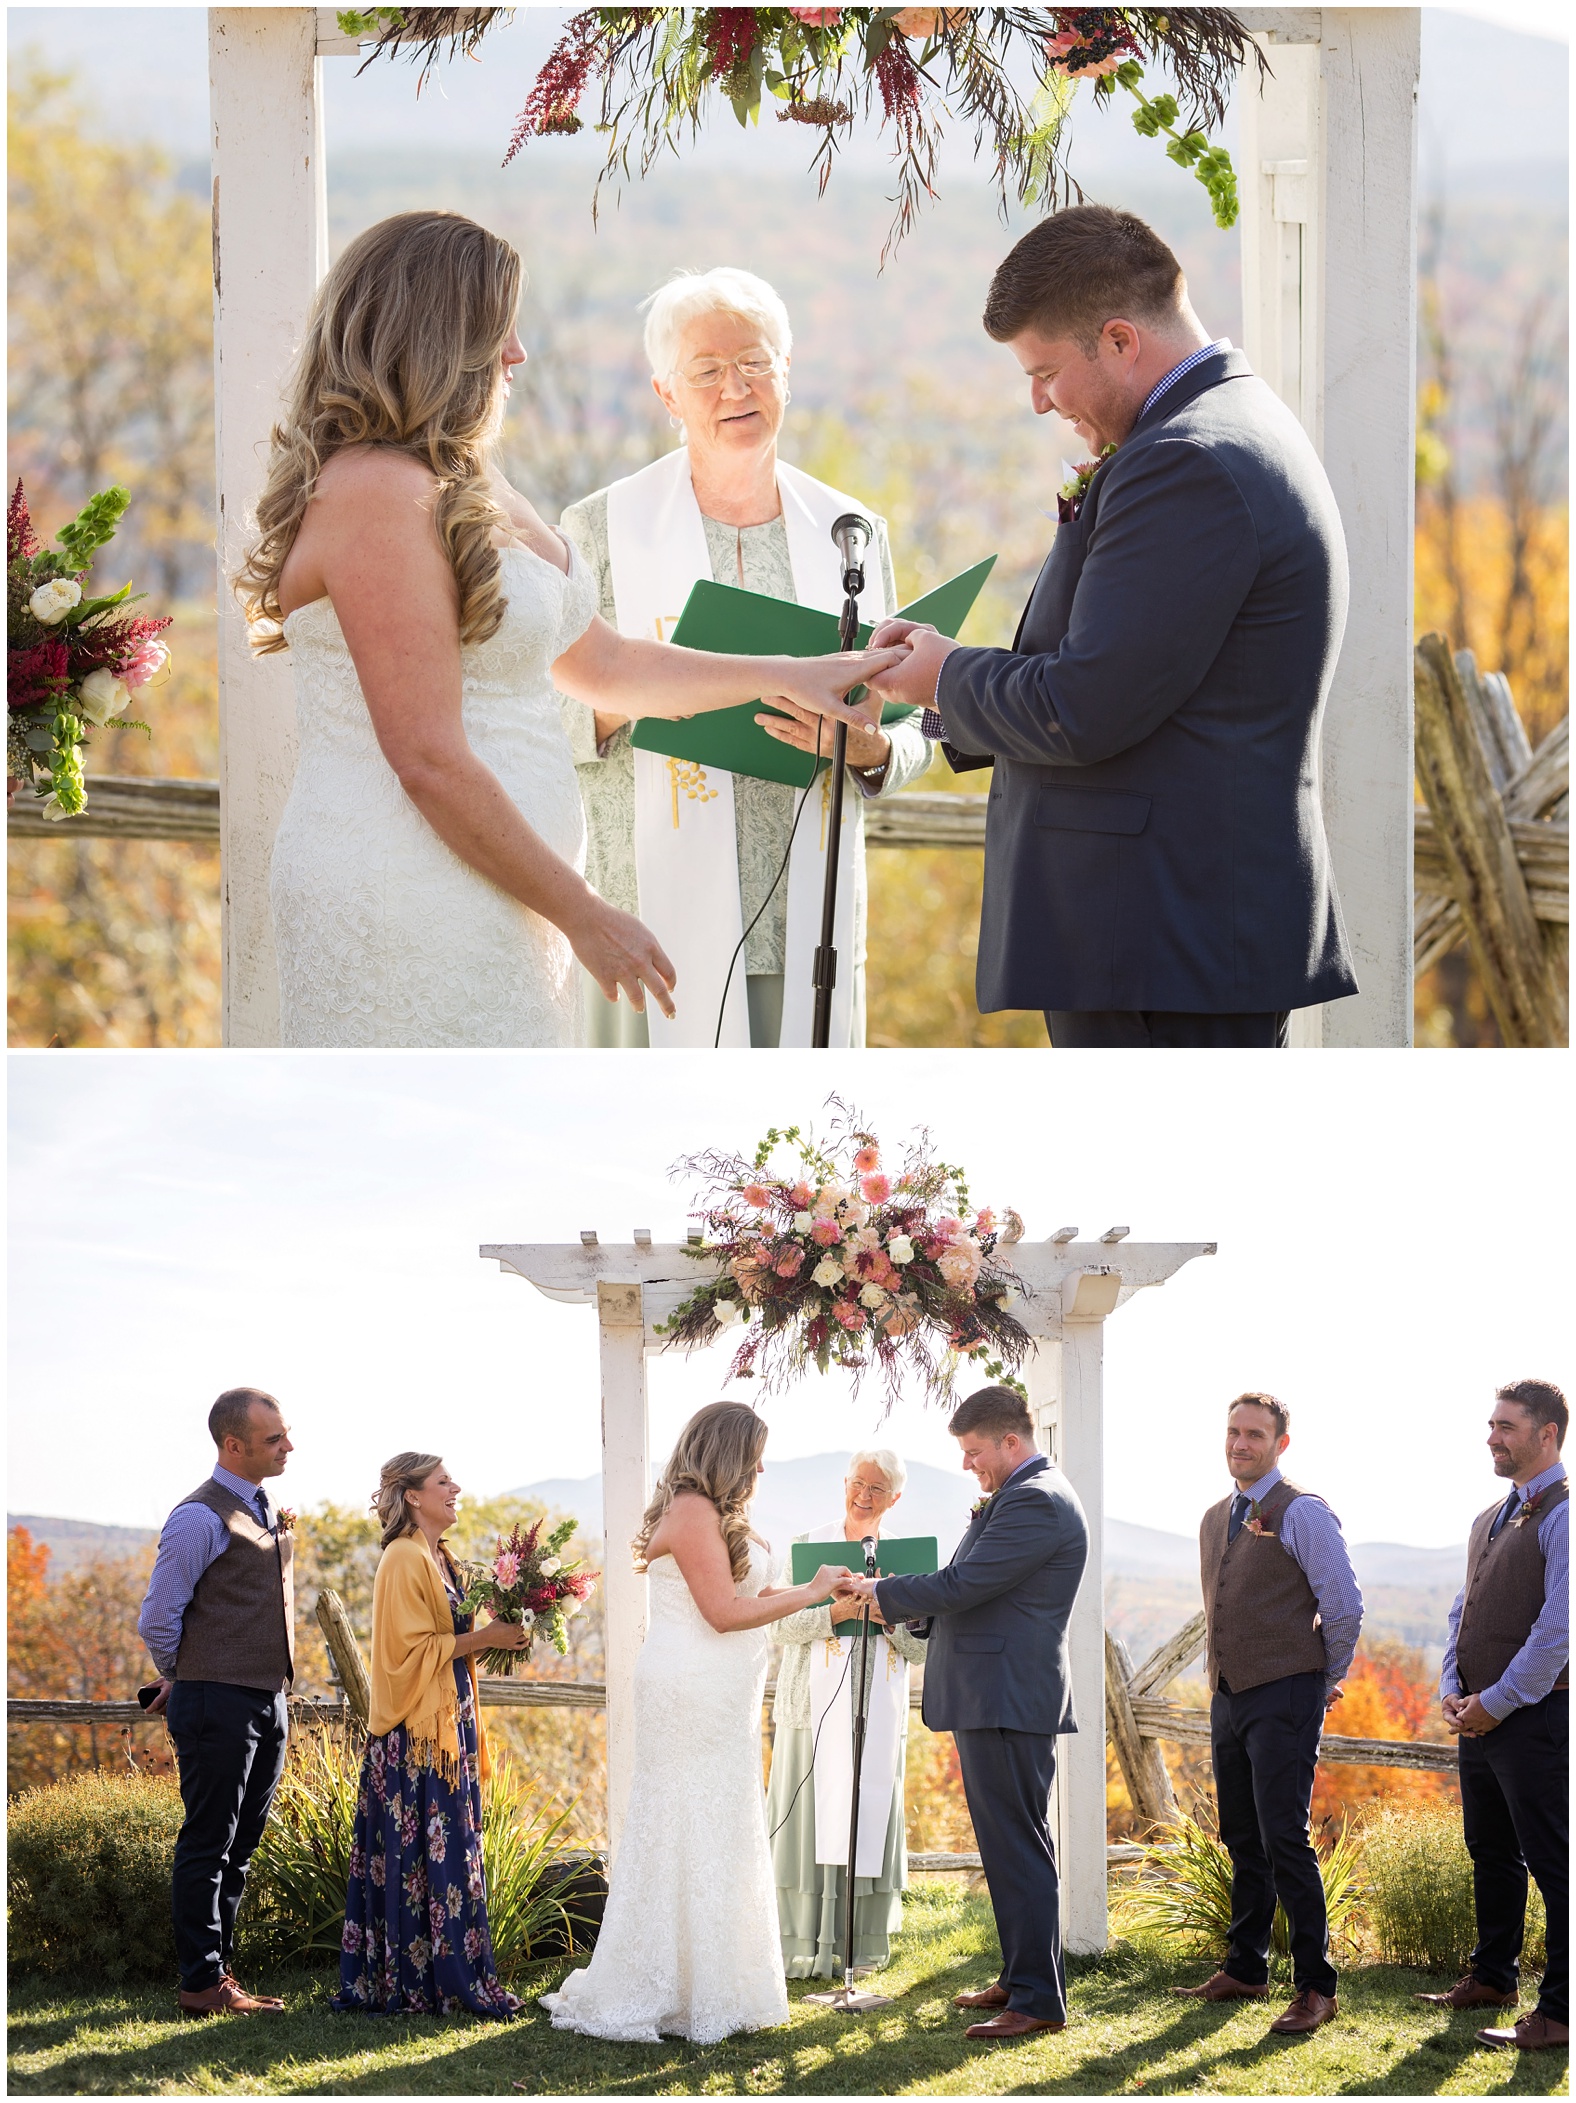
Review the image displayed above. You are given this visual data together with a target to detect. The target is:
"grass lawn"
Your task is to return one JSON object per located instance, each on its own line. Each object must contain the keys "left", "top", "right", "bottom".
{"left": 8, "top": 1886, "right": 1569, "bottom": 2097}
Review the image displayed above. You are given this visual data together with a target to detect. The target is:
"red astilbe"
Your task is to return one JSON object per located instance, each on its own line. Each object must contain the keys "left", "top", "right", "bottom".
{"left": 67, "top": 610, "right": 173, "bottom": 683}
{"left": 9, "top": 480, "right": 39, "bottom": 566}
{"left": 706, "top": 7, "right": 760, "bottom": 84}
{"left": 504, "top": 10, "right": 604, "bottom": 158}
{"left": 873, "top": 34, "right": 923, "bottom": 143}
{"left": 8, "top": 636, "right": 69, "bottom": 713}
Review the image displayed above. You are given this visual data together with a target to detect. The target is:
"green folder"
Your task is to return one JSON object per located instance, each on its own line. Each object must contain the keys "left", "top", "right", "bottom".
{"left": 630, "top": 556, "right": 997, "bottom": 789}
{"left": 790, "top": 1535, "right": 939, "bottom": 1585}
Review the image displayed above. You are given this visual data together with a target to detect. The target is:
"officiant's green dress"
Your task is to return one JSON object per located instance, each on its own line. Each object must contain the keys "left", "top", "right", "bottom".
{"left": 556, "top": 495, "right": 933, "bottom": 1048}
{"left": 767, "top": 1534, "right": 927, "bottom": 1978}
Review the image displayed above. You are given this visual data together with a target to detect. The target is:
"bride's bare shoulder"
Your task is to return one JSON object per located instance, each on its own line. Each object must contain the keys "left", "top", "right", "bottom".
{"left": 312, "top": 445, "right": 438, "bottom": 517}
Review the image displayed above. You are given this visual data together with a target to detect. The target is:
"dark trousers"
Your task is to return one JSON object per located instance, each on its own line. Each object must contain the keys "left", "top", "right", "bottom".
{"left": 166, "top": 1680, "right": 289, "bottom": 1991}
{"left": 1211, "top": 1671, "right": 1336, "bottom": 1997}
{"left": 954, "top": 1727, "right": 1065, "bottom": 2022}
{"left": 1459, "top": 1691, "right": 1568, "bottom": 2023}
{"left": 1046, "top": 1009, "right": 1291, "bottom": 1048}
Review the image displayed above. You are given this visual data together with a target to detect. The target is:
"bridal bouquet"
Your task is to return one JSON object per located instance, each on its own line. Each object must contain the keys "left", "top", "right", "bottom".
{"left": 658, "top": 1099, "right": 1031, "bottom": 1409}
{"left": 7, "top": 481, "right": 170, "bottom": 819}
{"left": 461, "top": 1517, "right": 596, "bottom": 1676}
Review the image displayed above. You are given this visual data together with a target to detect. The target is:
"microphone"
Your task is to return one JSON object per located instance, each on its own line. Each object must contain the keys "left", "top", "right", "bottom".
{"left": 831, "top": 512, "right": 872, "bottom": 597}
{"left": 861, "top": 1533, "right": 878, "bottom": 1576}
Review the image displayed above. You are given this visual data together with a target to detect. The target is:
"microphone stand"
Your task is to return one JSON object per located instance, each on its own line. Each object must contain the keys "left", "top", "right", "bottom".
{"left": 811, "top": 537, "right": 865, "bottom": 1049}
{"left": 806, "top": 1537, "right": 895, "bottom": 2013}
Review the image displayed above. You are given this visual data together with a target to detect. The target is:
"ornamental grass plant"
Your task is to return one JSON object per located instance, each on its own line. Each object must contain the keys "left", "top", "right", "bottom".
{"left": 1113, "top": 1805, "right": 1366, "bottom": 1963}
{"left": 7, "top": 1769, "right": 184, "bottom": 1979}
{"left": 1361, "top": 1796, "right": 1547, "bottom": 1974}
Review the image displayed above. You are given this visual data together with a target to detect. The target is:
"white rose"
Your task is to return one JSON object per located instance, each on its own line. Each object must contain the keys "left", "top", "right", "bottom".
{"left": 714, "top": 1297, "right": 745, "bottom": 1326}
{"left": 859, "top": 1282, "right": 887, "bottom": 1310}
{"left": 76, "top": 668, "right": 131, "bottom": 725}
{"left": 811, "top": 1257, "right": 844, "bottom": 1288}
{"left": 843, "top": 1199, "right": 870, "bottom": 1229}
{"left": 28, "top": 577, "right": 82, "bottom": 625}
{"left": 537, "top": 1555, "right": 561, "bottom": 1577}
{"left": 793, "top": 1211, "right": 813, "bottom": 1233}
{"left": 887, "top": 1235, "right": 915, "bottom": 1265}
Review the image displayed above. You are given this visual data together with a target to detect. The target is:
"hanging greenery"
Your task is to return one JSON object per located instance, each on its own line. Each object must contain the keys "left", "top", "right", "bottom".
{"left": 340, "top": 8, "right": 1260, "bottom": 257}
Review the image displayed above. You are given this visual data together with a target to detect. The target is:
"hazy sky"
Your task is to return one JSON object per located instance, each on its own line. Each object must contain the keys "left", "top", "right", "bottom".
{"left": 10, "top": 1052, "right": 1569, "bottom": 1546}
{"left": 7, "top": 7, "right": 1568, "bottom": 177}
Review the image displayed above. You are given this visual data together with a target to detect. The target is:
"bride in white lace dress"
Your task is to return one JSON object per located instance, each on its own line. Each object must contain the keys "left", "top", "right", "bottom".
{"left": 236, "top": 212, "right": 904, "bottom": 1048}
{"left": 543, "top": 1404, "right": 847, "bottom": 2044}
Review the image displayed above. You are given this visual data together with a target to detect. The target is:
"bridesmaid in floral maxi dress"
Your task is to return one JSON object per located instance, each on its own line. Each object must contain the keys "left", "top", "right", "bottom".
{"left": 334, "top": 1453, "right": 527, "bottom": 2017}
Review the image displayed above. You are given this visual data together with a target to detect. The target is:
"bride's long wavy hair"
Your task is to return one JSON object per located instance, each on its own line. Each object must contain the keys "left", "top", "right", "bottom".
{"left": 633, "top": 1402, "right": 768, "bottom": 1586}
{"left": 236, "top": 210, "right": 521, "bottom": 654}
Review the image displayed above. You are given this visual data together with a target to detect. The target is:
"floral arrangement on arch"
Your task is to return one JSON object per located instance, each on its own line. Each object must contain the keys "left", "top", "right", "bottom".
{"left": 657, "top": 1102, "right": 1032, "bottom": 1409}
{"left": 461, "top": 1516, "right": 596, "bottom": 1675}
{"left": 340, "top": 8, "right": 1256, "bottom": 256}
{"left": 7, "top": 482, "right": 169, "bottom": 819}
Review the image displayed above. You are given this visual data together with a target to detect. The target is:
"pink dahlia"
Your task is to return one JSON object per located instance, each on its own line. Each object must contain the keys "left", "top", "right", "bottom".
{"left": 811, "top": 1217, "right": 842, "bottom": 1247}
{"left": 119, "top": 636, "right": 169, "bottom": 689}
{"left": 741, "top": 1182, "right": 772, "bottom": 1208}
{"left": 860, "top": 1172, "right": 892, "bottom": 1204}
{"left": 832, "top": 1298, "right": 867, "bottom": 1332}
{"left": 853, "top": 1144, "right": 880, "bottom": 1173}
{"left": 774, "top": 1243, "right": 806, "bottom": 1278}
{"left": 493, "top": 1551, "right": 521, "bottom": 1586}
{"left": 789, "top": 6, "right": 842, "bottom": 21}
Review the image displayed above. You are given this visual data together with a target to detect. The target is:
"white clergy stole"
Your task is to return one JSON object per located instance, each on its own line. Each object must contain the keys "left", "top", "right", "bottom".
{"left": 805, "top": 1530, "right": 907, "bottom": 1876}
{"left": 605, "top": 445, "right": 888, "bottom": 1048}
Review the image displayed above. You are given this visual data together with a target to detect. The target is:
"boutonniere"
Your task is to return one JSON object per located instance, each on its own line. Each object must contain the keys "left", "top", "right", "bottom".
{"left": 1243, "top": 1502, "right": 1275, "bottom": 1539}
{"left": 1057, "top": 445, "right": 1116, "bottom": 524}
{"left": 970, "top": 1495, "right": 991, "bottom": 1520}
{"left": 1511, "top": 1490, "right": 1547, "bottom": 1529}
{"left": 276, "top": 1507, "right": 297, "bottom": 1534}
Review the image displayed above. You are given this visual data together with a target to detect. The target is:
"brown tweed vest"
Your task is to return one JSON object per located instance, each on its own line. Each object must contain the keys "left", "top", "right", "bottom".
{"left": 1455, "top": 1477, "right": 1569, "bottom": 1697}
{"left": 173, "top": 1478, "right": 295, "bottom": 1692}
{"left": 1200, "top": 1477, "right": 1328, "bottom": 1693}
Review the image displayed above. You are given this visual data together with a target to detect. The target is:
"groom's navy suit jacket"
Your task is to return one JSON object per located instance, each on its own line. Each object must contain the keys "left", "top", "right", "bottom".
{"left": 873, "top": 1454, "right": 1087, "bottom": 1736}
{"left": 936, "top": 348, "right": 1359, "bottom": 1015}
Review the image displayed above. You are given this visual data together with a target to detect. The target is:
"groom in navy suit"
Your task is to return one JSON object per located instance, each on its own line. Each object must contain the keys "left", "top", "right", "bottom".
{"left": 836, "top": 1385, "right": 1088, "bottom": 2039}
{"left": 867, "top": 205, "right": 1358, "bottom": 1047}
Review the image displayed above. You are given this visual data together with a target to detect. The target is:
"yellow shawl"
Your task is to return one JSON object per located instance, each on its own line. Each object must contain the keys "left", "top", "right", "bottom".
{"left": 368, "top": 1537, "right": 489, "bottom": 1783}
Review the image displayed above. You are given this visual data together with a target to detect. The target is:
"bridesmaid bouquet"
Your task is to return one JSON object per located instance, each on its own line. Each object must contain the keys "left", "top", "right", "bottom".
{"left": 658, "top": 1098, "right": 1032, "bottom": 1410}
{"left": 7, "top": 481, "right": 170, "bottom": 818}
{"left": 462, "top": 1517, "right": 595, "bottom": 1676}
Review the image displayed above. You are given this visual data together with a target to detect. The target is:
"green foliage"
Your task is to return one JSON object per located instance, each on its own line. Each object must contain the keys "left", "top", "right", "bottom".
{"left": 1361, "top": 1797, "right": 1546, "bottom": 1974}
{"left": 52, "top": 486, "right": 130, "bottom": 576}
{"left": 1115, "top": 1806, "right": 1365, "bottom": 1961}
{"left": 1105, "top": 63, "right": 1239, "bottom": 227}
{"left": 7, "top": 1770, "right": 183, "bottom": 1979}
{"left": 239, "top": 1729, "right": 361, "bottom": 1966}
{"left": 477, "top": 1756, "right": 598, "bottom": 1976}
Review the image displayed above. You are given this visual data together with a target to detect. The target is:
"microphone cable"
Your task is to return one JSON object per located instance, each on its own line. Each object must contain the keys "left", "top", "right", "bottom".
{"left": 712, "top": 715, "right": 828, "bottom": 1049}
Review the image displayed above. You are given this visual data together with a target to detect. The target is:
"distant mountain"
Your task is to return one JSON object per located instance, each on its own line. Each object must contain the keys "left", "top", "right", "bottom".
{"left": 513, "top": 1459, "right": 1467, "bottom": 1590}
{"left": 9, "top": 1513, "right": 157, "bottom": 1571}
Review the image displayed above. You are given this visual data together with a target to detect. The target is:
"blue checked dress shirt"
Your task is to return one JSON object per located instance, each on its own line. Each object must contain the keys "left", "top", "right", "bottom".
{"left": 137, "top": 1464, "right": 276, "bottom": 1677}
{"left": 920, "top": 340, "right": 1236, "bottom": 745}
{"left": 1440, "top": 1459, "right": 1569, "bottom": 1720}
{"left": 1228, "top": 1464, "right": 1364, "bottom": 1693}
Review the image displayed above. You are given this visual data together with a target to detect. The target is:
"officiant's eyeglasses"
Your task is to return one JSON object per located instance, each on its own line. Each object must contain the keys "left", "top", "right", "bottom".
{"left": 672, "top": 350, "right": 784, "bottom": 391}
{"left": 848, "top": 1475, "right": 894, "bottom": 1503}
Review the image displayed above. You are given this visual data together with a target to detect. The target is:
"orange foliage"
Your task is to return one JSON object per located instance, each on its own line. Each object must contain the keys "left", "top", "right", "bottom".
{"left": 1312, "top": 1642, "right": 1456, "bottom": 1828}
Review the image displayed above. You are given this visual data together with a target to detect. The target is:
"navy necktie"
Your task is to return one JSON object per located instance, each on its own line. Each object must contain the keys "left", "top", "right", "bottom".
{"left": 1489, "top": 1488, "right": 1521, "bottom": 1540}
{"left": 253, "top": 1490, "right": 271, "bottom": 1531}
{"left": 1227, "top": 1491, "right": 1250, "bottom": 1542}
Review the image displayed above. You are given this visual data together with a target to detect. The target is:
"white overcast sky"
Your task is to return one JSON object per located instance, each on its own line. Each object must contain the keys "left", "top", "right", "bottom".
{"left": 9, "top": 1052, "right": 1570, "bottom": 1547}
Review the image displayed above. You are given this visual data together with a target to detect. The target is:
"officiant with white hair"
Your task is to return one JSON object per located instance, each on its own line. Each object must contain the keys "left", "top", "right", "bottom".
{"left": 766, "top": 1449, "right": 926, "bottom": 1979}
{"left": 557, "top": 266, "right": 933, "bottom": 1048}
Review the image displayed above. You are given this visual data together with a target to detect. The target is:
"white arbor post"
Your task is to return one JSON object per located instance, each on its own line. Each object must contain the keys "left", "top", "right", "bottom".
{"left": 210, "top": 7, "right": 327, "bottom": 1045}
{"left": 484, "top": 1231, "right": 1213, "bottom": 1941}
{"left": 1238, "top": 7, "right": 1421, "bottom": 1046}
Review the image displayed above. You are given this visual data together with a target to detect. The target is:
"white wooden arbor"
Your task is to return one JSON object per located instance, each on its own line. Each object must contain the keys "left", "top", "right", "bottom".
{"left": 481, "top": 1230, "right": 1214, "bottom": 1952}
{"left": 211, "top": 7, "right": 1419, "bottom": 1044}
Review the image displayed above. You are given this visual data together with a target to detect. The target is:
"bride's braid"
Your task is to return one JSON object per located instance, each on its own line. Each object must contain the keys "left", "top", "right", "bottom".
{"left": 634, "top": 1402, "right": 767, "bottom": 1585}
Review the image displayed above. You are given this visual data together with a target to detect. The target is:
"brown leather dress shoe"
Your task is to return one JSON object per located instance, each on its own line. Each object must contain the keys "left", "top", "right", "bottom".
{"left": 1171, "top": 1971, "right": 1270, "bottom": 2001}
{"left": 1475, "top": 2011, "right": 1570, "bottom": 2051}
{"left": 954, "top": 1984, "right": 1011, "bottom": 2009}
{"left": 178, "top": 1979, "right": 287, "bottom": 2018}
{"left": 965, "top": 2010, "right": 1066, "bottom": 2040}
{"left": 1414, "top": 1974, "right": 1518, "bottom": 2011}
{"left": 1269, "top": 1987, "right": 1339, "bottom": 2035}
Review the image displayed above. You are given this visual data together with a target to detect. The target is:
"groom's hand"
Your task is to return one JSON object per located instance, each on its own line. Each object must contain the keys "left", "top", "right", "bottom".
{"left": 834, "top": 1573, "right": 880, "bottom": 1603}
{"left": 865, "top": 622, "right": 957, "bottom": 713}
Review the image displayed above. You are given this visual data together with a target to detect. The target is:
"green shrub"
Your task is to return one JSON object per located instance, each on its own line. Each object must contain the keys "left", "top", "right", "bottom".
{"left": 7, "top": 1769, "right": 183, "bottom": 1979}
{"left": 242, "top": 1730, "right": 596, "bottom": 1978}
{"left": 1114, "top": 1806, "right": 1365, "bottom": 1962}
{"left": 1361, "top": 1797, "right": 1546, "bottom": 1974}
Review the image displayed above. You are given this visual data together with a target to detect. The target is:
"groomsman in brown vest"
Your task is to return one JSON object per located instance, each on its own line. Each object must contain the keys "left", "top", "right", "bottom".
{"left": 1417, "top": 1378, "right": 1568, "bottom": 2052}
{"left": 1173, "top": 1392, "right": 1362, "bottom": 2036}
{"left": 138, "top": 1389, "right": 296, "bottom": 2017}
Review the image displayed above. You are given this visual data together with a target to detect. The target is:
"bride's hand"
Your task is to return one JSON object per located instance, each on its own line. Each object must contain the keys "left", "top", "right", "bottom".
{"left": 561, "top": 895, "right": 677, "bottom": 1019}
{"left": 766, "top": 645, "right": 909, "bottom": 730}
{"left": 806, "top": 1562, "right": 855, "bottom": 1602}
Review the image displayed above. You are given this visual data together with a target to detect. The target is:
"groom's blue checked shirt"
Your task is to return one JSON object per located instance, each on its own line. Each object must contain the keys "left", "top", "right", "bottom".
{"left": 1231, "top": 1465, "right": 1363, "bottom": 1693}
{"left": 919, "top": 340, "right": 1234, "bottom": 746}
{"left": 138, "top": 1465, "right": 278, "bottom": 1676}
